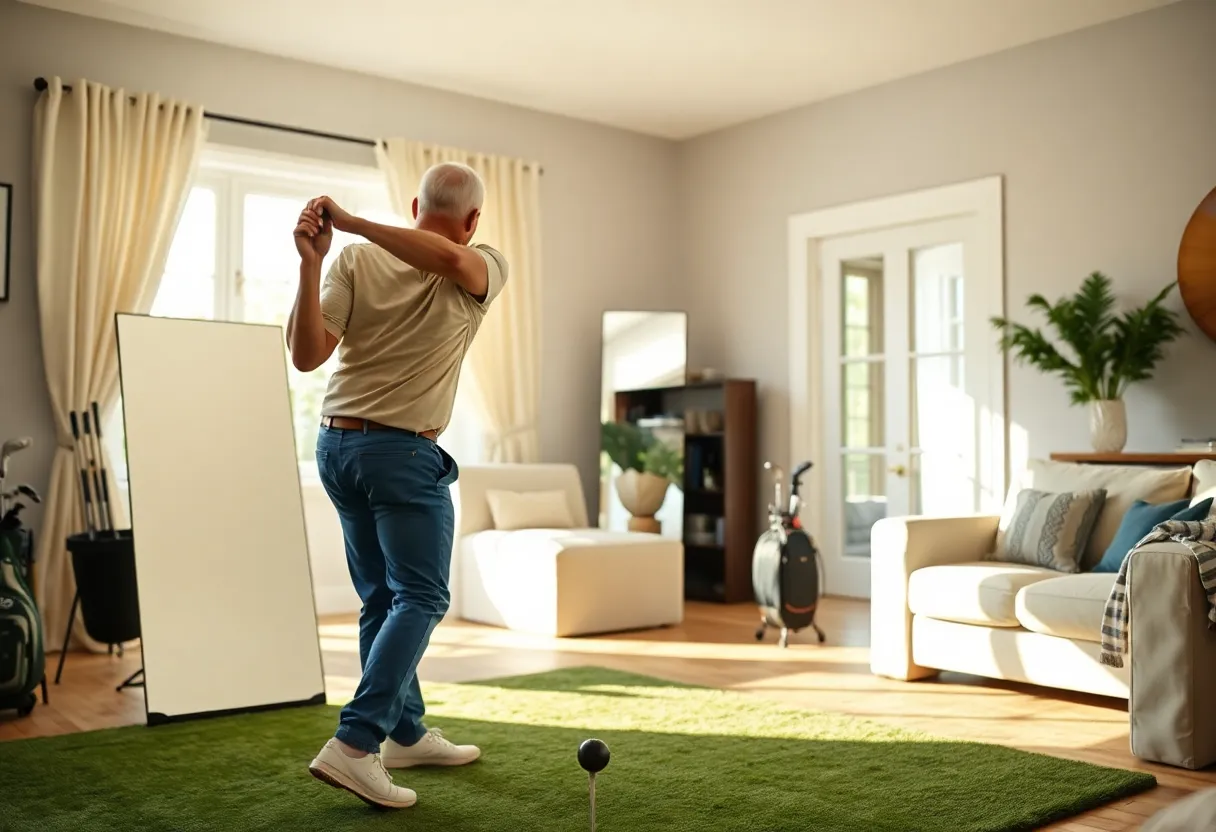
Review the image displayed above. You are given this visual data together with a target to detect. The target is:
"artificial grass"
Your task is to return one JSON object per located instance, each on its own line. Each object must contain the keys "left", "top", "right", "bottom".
{"left": 0, "top": 666, "right": 1154, "bottom": 831}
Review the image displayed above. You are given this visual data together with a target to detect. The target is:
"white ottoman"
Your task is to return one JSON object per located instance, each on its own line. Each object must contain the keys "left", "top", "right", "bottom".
{"left": 454, "top": 464, "right": 684, "bottom": 637}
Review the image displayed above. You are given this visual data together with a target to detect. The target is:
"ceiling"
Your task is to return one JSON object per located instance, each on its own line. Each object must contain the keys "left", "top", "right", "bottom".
{"left": 21, "top": 0, "right": 1179, "bottom": 139}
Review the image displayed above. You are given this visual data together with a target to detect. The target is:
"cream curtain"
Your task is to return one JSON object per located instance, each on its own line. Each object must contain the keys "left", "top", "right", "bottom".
{"left": 375, "top": 139, "right": 542, "bottom": 463}
{"left": 32, "top": 77, "right": 206, "bottom": 653}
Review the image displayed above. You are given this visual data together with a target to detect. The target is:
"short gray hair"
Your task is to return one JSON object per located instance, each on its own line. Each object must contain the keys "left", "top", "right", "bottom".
{"left": 417, "top": 162, "right": 484, "bottom": 218}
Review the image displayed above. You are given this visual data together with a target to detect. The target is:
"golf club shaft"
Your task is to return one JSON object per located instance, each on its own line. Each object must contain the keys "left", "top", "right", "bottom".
{"left": 83, "top": 410, "right": 111, "bottom": 533}
{"left": 69, "top": 411, "right": 96, "bottom": 539}
{"left": 91, "top": 401, "right": 117, "bottom": 535}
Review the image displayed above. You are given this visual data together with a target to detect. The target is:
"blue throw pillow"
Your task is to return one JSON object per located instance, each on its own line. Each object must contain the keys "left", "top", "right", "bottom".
{"left": 1092, "top": 496, "right": 1214, "bottom": 573}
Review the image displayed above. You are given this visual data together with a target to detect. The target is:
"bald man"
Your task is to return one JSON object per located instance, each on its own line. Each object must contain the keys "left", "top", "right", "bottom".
{"left": 287, "top": 162, "right": 508, "bottom": 809}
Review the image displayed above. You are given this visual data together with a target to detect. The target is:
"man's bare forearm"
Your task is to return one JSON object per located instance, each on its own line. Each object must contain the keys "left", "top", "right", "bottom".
{"left": 346, "top": 217, "right": 462, "bottom": 275}
{"left": 287, "top": 258, "right": 327, "bottom": 371}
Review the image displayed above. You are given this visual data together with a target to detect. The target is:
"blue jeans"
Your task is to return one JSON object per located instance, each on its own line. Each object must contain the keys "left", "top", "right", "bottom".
{"left": 315, "top": 425, "right": 458, "bottom": 754}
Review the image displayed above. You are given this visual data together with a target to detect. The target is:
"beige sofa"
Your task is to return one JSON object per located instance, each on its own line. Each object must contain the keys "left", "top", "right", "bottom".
{"left": 871, "top": 458, "right": 1216, "bottom": 770}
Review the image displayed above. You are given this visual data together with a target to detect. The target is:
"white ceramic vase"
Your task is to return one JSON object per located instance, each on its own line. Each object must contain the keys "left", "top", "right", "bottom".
{"left": 1089, "top": 399, "right": 1127, "bottom": 453}
{"left": 616, "top": 469, "right": 669, "bottom": 534}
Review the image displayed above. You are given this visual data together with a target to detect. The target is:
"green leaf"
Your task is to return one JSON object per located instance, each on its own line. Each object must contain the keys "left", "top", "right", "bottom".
{"left": 992, "top": 274, "right": 1184, "bottom": 403}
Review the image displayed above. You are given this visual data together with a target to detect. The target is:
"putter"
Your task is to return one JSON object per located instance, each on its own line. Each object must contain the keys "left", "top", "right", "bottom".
{"left": 90, "top": 401, "right": 117, "bottom": 535}
{"left": 70, "top": 411, "right": 97, "bottom": 540}
{"left": 83, "top": 409, "right": 111, "bottom": 534}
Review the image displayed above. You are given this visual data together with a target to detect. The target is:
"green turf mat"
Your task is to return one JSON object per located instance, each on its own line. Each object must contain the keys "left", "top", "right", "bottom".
{"left": 0, "top": 666, "right": 1155, "bottom": 831}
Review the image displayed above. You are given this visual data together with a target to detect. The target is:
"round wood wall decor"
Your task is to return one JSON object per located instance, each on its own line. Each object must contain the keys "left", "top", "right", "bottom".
{"left": 1179, "top": 185, "right": 1216, "bottom": 341}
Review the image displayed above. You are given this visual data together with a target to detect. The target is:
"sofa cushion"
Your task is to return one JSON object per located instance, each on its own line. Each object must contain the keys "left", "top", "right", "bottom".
{"left": 994, "top": 488, "right": 1106, "bottom": 572}
{"left": 1013, "top": 459, "right": 1193, "bottom": 570}
{"left": 1014, "top": 573, "right": 1116, "bottom": 643}
{"left": 1192, "top": 460, "right": 1216, "bottom": 507}
{"left": 485, "top": 488, "right": 577, "bottom": 530}
{"left": 1093, "top": 497, "right": 1214, "bottom": 573}
{"left": 908, "top": 562, "right": 1059, "bottom": 627}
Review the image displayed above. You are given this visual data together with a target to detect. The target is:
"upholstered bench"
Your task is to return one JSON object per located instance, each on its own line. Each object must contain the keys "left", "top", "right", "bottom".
{"left": 454, "top": 464, "right": 684, "bottom": 637}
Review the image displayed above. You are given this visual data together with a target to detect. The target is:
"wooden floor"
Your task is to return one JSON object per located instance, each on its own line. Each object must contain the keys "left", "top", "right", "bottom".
{"left": 3, "top": 598, "right": 1211, "bottom": 830}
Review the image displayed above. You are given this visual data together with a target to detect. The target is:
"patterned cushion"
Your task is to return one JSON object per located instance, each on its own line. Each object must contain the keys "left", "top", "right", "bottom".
{"left": 994, "top": 488, "right": 1107, "bottom": 573}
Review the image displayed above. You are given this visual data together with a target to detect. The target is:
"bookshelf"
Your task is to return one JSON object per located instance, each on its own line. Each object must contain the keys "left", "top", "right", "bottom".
{"left": 612, "top": 379, "right": 757, "bottom": 602}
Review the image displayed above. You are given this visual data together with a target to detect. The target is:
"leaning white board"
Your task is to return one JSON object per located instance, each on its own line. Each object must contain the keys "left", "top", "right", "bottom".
{"left": 116, "top": 313, "right": 325, "bottom": 724}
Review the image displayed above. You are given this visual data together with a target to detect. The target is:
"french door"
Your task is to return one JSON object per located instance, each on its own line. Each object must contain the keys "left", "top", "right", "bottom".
{"left": 819, "top": 217, "right": 1001, "bottom": 598}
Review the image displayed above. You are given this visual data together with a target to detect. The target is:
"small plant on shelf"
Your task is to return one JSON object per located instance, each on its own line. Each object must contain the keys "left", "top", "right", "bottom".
{"left": 600, "top": 421, "right": 683, "bottom": 487}
{"left": 601, "top": 421, "right": 683, "bottom": 534}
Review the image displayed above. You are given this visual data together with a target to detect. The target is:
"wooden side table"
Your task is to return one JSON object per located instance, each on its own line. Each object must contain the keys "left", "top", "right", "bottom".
{"left": 1049, "top": 452, "right": 1216, "bottom": 466}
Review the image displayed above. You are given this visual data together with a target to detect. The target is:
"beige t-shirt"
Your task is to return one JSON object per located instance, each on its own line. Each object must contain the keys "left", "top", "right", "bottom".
{"left": 318, "top": 241, "right": 508, "bottom": 435}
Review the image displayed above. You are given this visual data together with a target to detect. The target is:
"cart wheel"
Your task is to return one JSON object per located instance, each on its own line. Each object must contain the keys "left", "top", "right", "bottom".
{"left": 754, "top": 627, "right": 766, "bottom": 641}
{"left": 17, "top": 693, "right": 36, "bottom": 717}
{"left": 813, "top": 623, "right": 827, "bottom": 644}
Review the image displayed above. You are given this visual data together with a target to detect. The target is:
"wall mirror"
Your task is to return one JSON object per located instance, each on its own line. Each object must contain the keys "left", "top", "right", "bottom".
{"left": 599, "top": 311, "right": 688, "bottom": 539}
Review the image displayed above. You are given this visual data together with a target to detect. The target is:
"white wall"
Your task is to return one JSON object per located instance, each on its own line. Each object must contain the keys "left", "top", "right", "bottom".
{"left": 0, "top": 0, "right": 681, "bottom": 548}
{"left": 677, "top": 0, "right": 1216, "bottom": 504}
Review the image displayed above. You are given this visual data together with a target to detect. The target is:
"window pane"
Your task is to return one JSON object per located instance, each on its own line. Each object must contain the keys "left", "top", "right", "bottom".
{"left": 242, "top": 193, "right": 310, "bottom": 328}
{"left": 911, "top": 242, "right": 963, "bottom": 354}
{"left": 841, "top": 259, "right": 884, "bottom": 357}
{"left": 842, "top": 452, "right": 886, "bottom": 557}
{"left": 240, "top": 192, "right": 341, "bottom": 464}
{"left": 151, "top": 187, "right": 216, "bottom": 320}
{"left": 841, "top": 360, "right": 884, "bottom": 449}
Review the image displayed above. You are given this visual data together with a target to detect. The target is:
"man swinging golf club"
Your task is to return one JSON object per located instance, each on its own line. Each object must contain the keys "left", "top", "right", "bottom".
{"left": 286, "top": 162, "right": 507, "bottom": 809}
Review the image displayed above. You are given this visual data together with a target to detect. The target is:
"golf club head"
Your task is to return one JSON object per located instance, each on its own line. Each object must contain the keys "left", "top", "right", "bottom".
{"left": 1, "top": 437, "right": 32, "bottom": 458}
{"left": 0, "top": 437, "right": 32, "bottom": 478}
{"left": 14, "top": 484, "right": 41, "bottom": 504}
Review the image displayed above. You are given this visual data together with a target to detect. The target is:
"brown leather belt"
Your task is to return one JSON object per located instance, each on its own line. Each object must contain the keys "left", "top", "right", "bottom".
{"left": 320, "top": 415, "right": 438, "bottom": 441}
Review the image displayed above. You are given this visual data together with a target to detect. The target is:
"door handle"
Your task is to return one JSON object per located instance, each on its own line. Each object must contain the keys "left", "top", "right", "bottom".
{"left": 889, "top": 464, "right": 907, "bottom": 477}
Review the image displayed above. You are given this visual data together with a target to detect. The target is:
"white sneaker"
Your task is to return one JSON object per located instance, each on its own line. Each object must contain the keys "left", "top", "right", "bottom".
{"left": 381, "top": 729, "right": 481, "bottom": 769}
{"left": 308, "top": 739, "right": 418, "bottom": 809}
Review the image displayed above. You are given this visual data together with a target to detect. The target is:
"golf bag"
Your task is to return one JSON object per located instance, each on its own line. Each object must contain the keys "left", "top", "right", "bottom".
{"left": 753, "top": 460, "right": 826, "bottom": 648}
{"left": 0, "top": 525, "right": 43, "bottom": 717}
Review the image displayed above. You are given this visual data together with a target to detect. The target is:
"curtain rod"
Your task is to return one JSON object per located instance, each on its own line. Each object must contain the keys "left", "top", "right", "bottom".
{"left": 32, "top": 77, "right": 543, "bottom": 175}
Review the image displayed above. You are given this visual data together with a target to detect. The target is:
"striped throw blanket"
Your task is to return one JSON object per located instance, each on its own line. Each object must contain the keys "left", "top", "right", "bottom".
{"left": 1100, "top": 519, "right": 1216, "bottom": 668}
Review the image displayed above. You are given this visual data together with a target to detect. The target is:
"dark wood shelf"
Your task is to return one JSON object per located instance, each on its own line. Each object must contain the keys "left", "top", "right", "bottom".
{"left": 1050, "top": 452, "right": 1216, "bottom": 466}
{"left": 612, "top": 378, "right": 757, "bottom": 603}
{"left": 616, "top": 379, "right": 731, "bottom": 396}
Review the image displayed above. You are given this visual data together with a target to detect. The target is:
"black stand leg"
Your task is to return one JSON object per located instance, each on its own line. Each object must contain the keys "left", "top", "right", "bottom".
{"left": 40, "top": 675, "right": 48, "bottom": 705}
{"left": 116, "top": 667, "right": 144, "bottom": 692}
{"left": 54, "top": 592, "right": 80, "bottom": 685}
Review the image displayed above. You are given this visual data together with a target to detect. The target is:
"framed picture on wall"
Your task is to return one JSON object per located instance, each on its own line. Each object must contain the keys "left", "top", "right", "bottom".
{"left": 0, "top": 183, "right": 11, "bottom": 302}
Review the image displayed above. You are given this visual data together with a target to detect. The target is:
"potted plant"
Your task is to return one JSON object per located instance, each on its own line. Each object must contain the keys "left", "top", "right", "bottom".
{"left": 601, "top": 421, "right": 683, "bottom": 533}
{"left": 990, "top": 272, "right": 1185, "bottom": 453}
